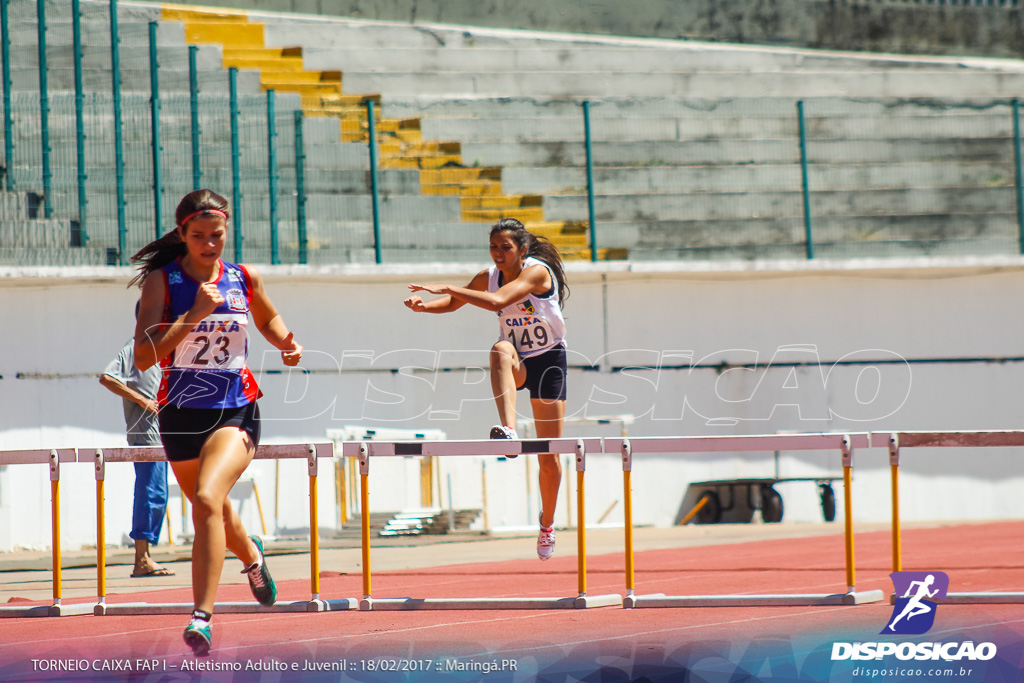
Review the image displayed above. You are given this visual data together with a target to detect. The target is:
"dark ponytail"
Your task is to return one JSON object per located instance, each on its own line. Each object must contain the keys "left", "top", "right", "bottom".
{"left": 128, "top": 189, "right": 230, "bottom": 287}
{"left": 490, "top": 218, "right": 570, "bottom": 307}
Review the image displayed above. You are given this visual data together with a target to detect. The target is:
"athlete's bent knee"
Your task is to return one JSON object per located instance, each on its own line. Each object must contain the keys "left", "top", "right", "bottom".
{"left": 490, "top": 341, "right": 517, "bottom": 365}
{"left": 191, "top": 490, "right": 223, "bottom": 520}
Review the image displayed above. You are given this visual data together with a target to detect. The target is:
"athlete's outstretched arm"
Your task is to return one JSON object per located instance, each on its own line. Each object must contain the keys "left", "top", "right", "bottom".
{"left": 246, "top": 265, "right": 303, "bottom": 367}
{"left": 408, "top": 265, "right": 549, "bottom": 313}
{"left": 134, "top": 272, "right": 223, "bottom": 371}
{"left": 405, "top": 270, "right": 488, "bottom": 313}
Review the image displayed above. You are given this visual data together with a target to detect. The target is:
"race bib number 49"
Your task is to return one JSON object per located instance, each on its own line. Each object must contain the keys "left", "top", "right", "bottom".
{"left": 172, "top": 314, "right": 248, "bottom": 370}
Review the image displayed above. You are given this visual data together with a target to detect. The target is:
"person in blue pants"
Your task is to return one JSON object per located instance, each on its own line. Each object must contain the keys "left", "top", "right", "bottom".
{"left": 100, "top": 306, "right": 175, "bottom": 578}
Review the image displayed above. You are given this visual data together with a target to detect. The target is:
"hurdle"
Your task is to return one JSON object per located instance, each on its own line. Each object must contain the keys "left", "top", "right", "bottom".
{"left": 609, "top": 433, "right": 885, "bottom": 608}
{"left": 873, "top": 430, "right": 1024, "bottom": 605}
{"left": 344, "top": 437, "right": 622, "bottom": 610}
{"left": 91, "top": 443, "right": 358, "bottom": 615}
{"left": 0, "top": 448, "right": 88, "bottom": 617}
{"left": 327, "top": 426, "right": 447, "bottom": 525}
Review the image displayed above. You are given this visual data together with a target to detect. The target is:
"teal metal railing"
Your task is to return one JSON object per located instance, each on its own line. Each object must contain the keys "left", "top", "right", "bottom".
{"left": 267, "top": 89, "right": 279, "bottom": 265}
{"left": 148, "top": 22, "right": 162, "bottom": 241}
{"left": 35, "top": 0, "right": 50, "bottom": 218}
{"left": 582, "top": 100, "right": 597, "bottom": 262}
{"left": 72, "top": 0, "right": 86, "bottom": 244}
{"left": 229, "top": 66, "right": 242, "bottom": 262}
{"left": 188, "top": 45, "right": 200, "bottom": 192}
{"left": 110, "top": 0, "right": 127, "bottom": 263}
{"left": 367, "top": 98, "right": 382, "bottom": 264}
{"left": 1, "top": 0, "right": 12, "bottom": 192}
{"left": 797, "top": 100, "right": 814, "bottom": 260}
{"left": 1013, "top": 98, "right": 1024, "bottom": 255}
{"left": 294, "top": 109, "right": 307, "bottom": 265}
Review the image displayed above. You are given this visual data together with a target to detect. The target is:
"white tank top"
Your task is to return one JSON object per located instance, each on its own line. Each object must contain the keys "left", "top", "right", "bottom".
{"left": 488, "top": 256, "right": 567, "bottom": 358}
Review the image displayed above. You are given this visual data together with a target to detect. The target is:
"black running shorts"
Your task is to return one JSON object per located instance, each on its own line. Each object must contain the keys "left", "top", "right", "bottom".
{"left": 158, "top": 402, "right": 261, "bottom": 462}
{"left": 518, "top": 344, "right": 568, "bottom": 401}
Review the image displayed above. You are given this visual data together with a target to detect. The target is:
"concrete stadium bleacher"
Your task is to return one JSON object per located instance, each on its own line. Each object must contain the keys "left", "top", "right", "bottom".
{"left": 2, "top": 0, "right": 1023, "bottom": 265}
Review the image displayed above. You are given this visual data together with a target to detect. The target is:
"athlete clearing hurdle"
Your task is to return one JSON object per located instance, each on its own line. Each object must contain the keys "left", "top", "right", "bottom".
{"left": 888, "top": 574, "right": 939, "bottom": 631}
{"left": 404, "top": 218, "right": 570, "bottom": 561}
{"left": 132, "top": 189, "right": 303, "bottom": 656}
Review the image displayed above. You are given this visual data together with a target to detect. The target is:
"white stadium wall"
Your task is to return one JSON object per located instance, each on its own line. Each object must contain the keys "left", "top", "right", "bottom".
{"left": 1, "top": 257, "right": 1023, "bottom": 551}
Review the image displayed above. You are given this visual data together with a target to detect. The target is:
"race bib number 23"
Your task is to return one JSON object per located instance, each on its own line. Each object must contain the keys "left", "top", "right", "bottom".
{"left": 172, "top": 314, "right": 248, "bottom": 370}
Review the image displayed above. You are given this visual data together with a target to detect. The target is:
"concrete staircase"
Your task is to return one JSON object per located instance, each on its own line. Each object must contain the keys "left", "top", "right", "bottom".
{"left": 379, "top": 508, "right": 482, "bottom": 537}
{"left": 160, "top": 4, "right": 608, "bottom": 260}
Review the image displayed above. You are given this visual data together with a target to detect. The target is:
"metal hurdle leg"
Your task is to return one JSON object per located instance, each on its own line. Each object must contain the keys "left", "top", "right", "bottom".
{"left": 617, "top": 434, "right": 884, "bottom": 608}
{"left": 622, "top": 441, "right": 636, "bottom": 608}
{"left": 574, "top": 440, "right": 622, "bottom": 608}
{"left": 357, "top": 438, "right": 620, "bottom": 610}
{"left": 94, "top": 449, "right": 108, "bottom": 616}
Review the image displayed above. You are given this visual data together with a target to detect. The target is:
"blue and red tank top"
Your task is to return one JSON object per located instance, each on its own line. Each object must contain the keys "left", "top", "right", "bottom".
{"left": 156, "top": 258, "right": 261, "bottom": 409}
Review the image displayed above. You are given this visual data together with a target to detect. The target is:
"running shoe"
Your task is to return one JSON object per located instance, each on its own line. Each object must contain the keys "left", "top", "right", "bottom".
{"left": 490, "top": 424, "right": 519, "bottom": 458}
{"left": 183, "top": 610, "right": 212, "bottom": 657}
{"left": 537, "top": 512, "right": 555, "bottom": 561}
{"left": 242, "top": 535, "right": 277, "bottom": 606}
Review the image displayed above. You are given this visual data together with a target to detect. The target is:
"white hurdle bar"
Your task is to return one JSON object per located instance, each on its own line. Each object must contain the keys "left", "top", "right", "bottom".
{"left": 91, "top": 443, "right": 358, "bottom": 616}
{"left": 0, "top": 448, "right": 89, "bottom": 617}
{"left": 873, "top": 430, "right": 1024, "bottom": 605}
{"left": 342, "top": 437, "right": 622, "bottom": 610}
{"left": 607, "top": 433, "right": 885, "bottom": 608}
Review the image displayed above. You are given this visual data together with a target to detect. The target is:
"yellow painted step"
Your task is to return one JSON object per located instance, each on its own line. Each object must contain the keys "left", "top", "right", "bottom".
{"left": 313, "top": 93, "right": 381, "bottom": 108}
{"left": 185, "top": 22, "right": 265, "bottom": 48}
{"left": 388, "top": 128, "right": 423, "bottom": 143}
{"left": 526, "top": 221, "right": 588, "bottom": 234}
{"left": 302, "top": 93, "right": 378, "bottom": 110}
{"left": 224, "top": 57, "right": 305, "bottom": 71}
{"left": 268, "top": 82, "right": 343, "bottom": 97}
{"left": 260, "top": 71, "right": 329, "bottom": 86}
{"left": 163, "top": 5, "right": 249, "bottom": 22}
{"left": 308, "top": 108, "right": 365, "bottom": 121}
{"left": 543, "top": 233, "right": 589, "bottom": 248}
{"left": 381, "top": 154, "right": 464, "bottom": 169}
{"left": 380, "top": 141, "right": 460, "bottom": 156}
{"left": 561, "top": 247, "right": 629, "bottom": 261}
{"left": 420, "top": 167, "right": 502, "bottom": 184}
{"left": 389, "top": 118, "right": 421, "bottom": 132}
{"left": 461, "top": 195, "right": 542, "bottom": 210}
{"left": 223, "top": 47, "right": 303, "bottom": 60}
{"left": 462, "top": 207, "right": 545, "bottom": 222}
{"left": 421, "top": 181, "right": 502, "bottom": 196}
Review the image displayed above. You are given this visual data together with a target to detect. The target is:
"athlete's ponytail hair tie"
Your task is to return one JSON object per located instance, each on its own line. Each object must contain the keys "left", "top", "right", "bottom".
{"left": 178, "top": 209, "right": 228, "bottom": 228}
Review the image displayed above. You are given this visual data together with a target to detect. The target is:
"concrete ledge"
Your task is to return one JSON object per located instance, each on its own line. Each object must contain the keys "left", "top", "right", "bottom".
{"left": 7, "top": 253, "right": 1024, "bottom": 286}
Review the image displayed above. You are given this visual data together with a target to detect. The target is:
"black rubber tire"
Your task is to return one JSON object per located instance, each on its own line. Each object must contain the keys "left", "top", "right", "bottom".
{"left": 696, "top": 490, "right": 722, "bottom": 524}
{"left": 820, "top": 483, "right": 837, "bottom": 522}
{"left": 760, "top": 485, "right": 784, "bottom": 523}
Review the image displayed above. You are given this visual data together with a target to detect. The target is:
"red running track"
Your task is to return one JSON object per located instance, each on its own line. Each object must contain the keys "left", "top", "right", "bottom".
{"left": 0, "top": 521, "right": 1022, "bottom": 682}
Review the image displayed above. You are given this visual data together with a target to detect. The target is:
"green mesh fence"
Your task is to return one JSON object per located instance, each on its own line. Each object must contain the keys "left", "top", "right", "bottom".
{"left": 1, "top": 0, "right": 1023, "bottom": 266}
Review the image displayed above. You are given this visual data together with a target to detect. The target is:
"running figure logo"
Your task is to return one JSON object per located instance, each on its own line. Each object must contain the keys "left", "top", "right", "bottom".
{"left": 883, "top": 571, "right": 949, "bottom": 635}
